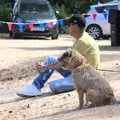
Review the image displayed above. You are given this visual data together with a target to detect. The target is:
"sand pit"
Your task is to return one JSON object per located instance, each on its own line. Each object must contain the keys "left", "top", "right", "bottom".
{"left": 0, "top": 35, "right": 120, "bottom": 120}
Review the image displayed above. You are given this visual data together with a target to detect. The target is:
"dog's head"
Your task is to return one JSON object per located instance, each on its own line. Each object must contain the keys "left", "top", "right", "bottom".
{"left": 58, "top": 49, "right": 85, "bottom": 70}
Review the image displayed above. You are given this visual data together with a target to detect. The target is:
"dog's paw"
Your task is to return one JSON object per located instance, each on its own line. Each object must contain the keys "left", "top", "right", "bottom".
{"left": 77, "top": 106, "right": 90, "bottom": 110}
{"left": 76, "top": 106, "right": 82, "bottom": 110}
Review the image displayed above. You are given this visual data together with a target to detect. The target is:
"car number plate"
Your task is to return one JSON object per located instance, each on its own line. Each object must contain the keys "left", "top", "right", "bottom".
{"left": 32, "top": 27, "right": 45, "bottom": 31}
{"left": 32, "top": 27, "right": 40, "bottom": 31}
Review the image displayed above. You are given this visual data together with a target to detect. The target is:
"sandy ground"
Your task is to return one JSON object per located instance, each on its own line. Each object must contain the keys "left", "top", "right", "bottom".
{"left": 0, "top": 34, "right": 120, "bottom": 120}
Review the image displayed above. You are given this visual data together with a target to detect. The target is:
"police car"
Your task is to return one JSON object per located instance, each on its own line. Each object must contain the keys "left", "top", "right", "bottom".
{"left": 85, "top": 1, "right": 120, "bottom": 39}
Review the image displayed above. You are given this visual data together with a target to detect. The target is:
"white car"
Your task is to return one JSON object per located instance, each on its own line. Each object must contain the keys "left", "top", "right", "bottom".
{"left": 85, "top": 1, "right": 120, "bottom": 39}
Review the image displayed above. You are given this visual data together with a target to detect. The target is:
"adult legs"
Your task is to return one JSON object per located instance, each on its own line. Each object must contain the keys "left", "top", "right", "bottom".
{"left": 49, "top": 75, "right": 75, "bottom": 93}
{"left": 16, "top": 56, "right": 73, "bottom": 96}
{"left": 32, "top": 56, "right": 72, "bottom": 89}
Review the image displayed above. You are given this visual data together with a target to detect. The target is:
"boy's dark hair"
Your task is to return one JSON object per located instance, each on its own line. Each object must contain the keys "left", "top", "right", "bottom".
{"left": 65, "top": 14, "right": 86, "bottom": 29}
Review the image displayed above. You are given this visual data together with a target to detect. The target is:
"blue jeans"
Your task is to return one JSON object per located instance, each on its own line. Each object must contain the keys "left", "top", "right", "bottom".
{"left": 32, "top": 56, "right": 74, "bottom": 93}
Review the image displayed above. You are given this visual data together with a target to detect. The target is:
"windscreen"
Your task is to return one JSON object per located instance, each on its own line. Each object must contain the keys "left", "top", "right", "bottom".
{"left": 95, "top": 5, "right": 118, "bottom": 13}
{"left": 19, "top": 2, "right": 55, "bottom": 19}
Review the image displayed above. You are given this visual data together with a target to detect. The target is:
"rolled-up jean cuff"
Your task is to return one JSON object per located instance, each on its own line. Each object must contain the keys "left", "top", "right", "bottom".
{"left": 49, "top": 75, "right": 75, "bottom": 93}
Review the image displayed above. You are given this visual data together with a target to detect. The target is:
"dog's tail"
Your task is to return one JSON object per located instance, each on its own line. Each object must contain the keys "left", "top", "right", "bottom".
{"left": 103, "top": 95, "right": 120, "bottom": 105}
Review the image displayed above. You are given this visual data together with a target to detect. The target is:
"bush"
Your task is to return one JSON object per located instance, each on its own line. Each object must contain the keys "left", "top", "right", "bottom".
{"left": 54, "top": 4, "right": 69, "bottom": 19}
{"left": 0, "top": 3, "right": 11, "bottom": 21}
{"left": 0, "top": 3, "right": 11, "bottom": 33}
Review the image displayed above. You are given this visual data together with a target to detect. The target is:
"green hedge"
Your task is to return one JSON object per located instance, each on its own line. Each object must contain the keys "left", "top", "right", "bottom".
{"left": 54, "top": 4, "right": 68, "bottom": 19}
{"left": 0, "top": 3, "right": 11, "bottom": 21}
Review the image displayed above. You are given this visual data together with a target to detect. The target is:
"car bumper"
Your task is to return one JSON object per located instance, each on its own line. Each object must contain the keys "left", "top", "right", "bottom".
{"left": 15, "top": 31, "right": 53, "bottom": 36}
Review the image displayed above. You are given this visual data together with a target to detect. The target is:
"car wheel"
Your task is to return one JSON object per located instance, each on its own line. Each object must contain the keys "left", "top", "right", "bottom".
{"left": 9, "top": 25, "right": 19, "bottom": 39}
{"left": 9, "top": 31, "right": 13, "bottom": 38}
{"left": 86, "top": 24, "right": 103, "bottom": 40}
{"left": 51, "top": 24, "right": 59, "bottom": 40}
{"left": 9, "top": 31, "right": 18, "bottom": 39}
{"left": 51, "top": 34, "right": 59, "bottom": 40}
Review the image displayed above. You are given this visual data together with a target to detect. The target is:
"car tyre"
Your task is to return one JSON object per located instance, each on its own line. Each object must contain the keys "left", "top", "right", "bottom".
{"left": 86, "top": 24, "right": 103, "bottom": 40}
{"left": 9, "top": 25, "right": 20, "bottom": 39}
{"left": 9, "top": 31, "right": 18, "bottom": 39}
{"left": 51, "top": 34, "right": 59, "bottom": 40}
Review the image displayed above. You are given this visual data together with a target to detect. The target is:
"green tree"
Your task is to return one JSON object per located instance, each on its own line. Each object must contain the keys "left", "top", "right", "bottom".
{"left": 50, "top": 0, "right": 112, "bottom": 18}
{"left": 0, "top": 3, "right": 11, "bottom": 21}
{"left": 0, "top": 0, "right": 113, "bottom": 20}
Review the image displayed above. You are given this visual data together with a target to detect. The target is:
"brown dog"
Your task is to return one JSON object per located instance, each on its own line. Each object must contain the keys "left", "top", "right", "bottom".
{"left": 58, "top": 50, "right": 116, "bottom": 108}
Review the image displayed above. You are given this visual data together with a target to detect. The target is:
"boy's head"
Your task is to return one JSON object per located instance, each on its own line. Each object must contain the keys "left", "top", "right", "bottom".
{"left": 67, "top": 14, "right": 86, "bottom": 29}
{"left": 65, "top": 14, "right": 86, "bottom": 39}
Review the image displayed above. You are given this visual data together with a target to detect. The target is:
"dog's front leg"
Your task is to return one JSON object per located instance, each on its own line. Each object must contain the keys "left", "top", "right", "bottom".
{"left": 77, "top": 89, "right": 84, "bottom": 109}
{"left": 84, "top": 92, "right": 88, "bottom": 106}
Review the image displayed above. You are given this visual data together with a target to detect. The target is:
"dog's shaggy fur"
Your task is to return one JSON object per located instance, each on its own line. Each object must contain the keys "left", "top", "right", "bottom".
{"left": 58, "top": 50, "right": 116, "bottom": 108}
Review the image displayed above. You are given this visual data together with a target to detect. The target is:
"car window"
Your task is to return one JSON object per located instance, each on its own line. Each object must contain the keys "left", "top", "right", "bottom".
{"left": 95, "top": 5, "right": 118, "bottom": 13}
{"left": 20, "top": 3, "right": 49, "bottom": 13}
{"left": 19, "top": 2, "right": 55, "bottom": 19}
{"left": 88, "top": 7, "right": 96, "bottom": 13}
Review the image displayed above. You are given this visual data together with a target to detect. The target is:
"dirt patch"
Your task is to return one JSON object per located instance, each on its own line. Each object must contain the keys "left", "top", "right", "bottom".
{"left": 0, "top": 37, "right": 120, "bottom": 120}
{"left": 0, "top": 57, "right": 45, "bottom": 81}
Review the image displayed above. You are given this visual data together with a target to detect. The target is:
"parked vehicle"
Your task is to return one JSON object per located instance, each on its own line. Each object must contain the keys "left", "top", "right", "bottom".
{"left": 85, "top": 0, "right": 120, "bottom": 39}
{"left": 10, "top": 0, "right": 59, "bottom": 39}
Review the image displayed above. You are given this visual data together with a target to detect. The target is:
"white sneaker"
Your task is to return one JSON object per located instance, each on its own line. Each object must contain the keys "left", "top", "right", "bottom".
{"left": 16, "top": 83, "right": 42, "bottom": 97}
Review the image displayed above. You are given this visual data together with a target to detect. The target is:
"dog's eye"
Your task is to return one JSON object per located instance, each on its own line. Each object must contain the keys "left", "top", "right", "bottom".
{"left": 61, "top": 59, "right": 68, "bottom": 66}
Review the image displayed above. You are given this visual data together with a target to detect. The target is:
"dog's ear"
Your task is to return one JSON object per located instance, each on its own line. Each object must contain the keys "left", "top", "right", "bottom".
{"left": 58, "top": 49, "right": 72, "bottom": 61}
{"left": 66, "top": 49, "right": 72, "bottom": 57}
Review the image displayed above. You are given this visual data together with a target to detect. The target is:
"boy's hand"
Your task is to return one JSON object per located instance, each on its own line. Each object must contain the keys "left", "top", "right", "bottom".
{"left": 36, "top": 62, "right": 48, "bottom": 72}
{"left": 36, "top": 62, "right": 62, "bottom": 72}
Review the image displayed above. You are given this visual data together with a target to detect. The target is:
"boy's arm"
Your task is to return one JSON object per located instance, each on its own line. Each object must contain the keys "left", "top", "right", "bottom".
{"left": 36, "top": 62, "right": 62, "bottom": 72}
{"left": 46, "top": 62, "right": 62, "bottom": 70}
